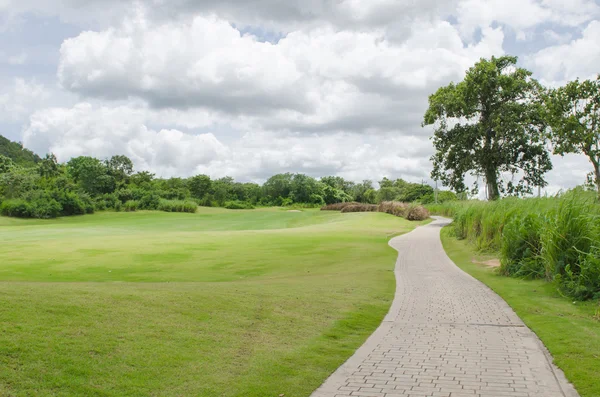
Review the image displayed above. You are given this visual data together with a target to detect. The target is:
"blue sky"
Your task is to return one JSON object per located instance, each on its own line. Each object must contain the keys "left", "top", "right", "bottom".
{"left": 0, "top": 0, "right": 599, "bottom": 193}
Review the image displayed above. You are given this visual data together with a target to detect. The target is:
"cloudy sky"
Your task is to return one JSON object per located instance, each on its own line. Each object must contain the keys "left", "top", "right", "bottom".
{"left": 0, "top": 0, "right": 599, "bottom": 191}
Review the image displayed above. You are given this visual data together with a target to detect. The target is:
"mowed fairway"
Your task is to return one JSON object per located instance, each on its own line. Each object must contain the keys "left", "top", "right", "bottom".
{"left": 0, "top": 208, "right": 426, "bottom": 397}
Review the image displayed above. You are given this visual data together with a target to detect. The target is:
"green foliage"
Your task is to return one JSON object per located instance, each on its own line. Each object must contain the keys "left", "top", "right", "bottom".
{"left": 546, "top": 75, "right": 600, "bottom": 199}
{"left": 157, "top": 199, "right": 198, "bottom": 213}
{"left": 0, "top": 154, "right": 15, "bottom": 174}
{"left": 188, "top": 174, "right": 212, "bottom": 199}
{"left": 124, "top": 200, "right": 139, "bottom": 212}
{"left": 435, "top": 190, "right": 600, "bottom": 300}
{"left": 224, "top": 200, "right": 255, "bottom": 210}
{"left": 0, "top": 135, "right": 41, "bottom": 167}
{"left": 424, "top": 56, "right": 552, "bottom": 200}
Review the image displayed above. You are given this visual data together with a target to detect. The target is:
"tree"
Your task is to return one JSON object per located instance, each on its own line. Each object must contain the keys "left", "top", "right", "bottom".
{"left": 0, "top": 154, "right": 15, "bottom": 174}
{"left": 546, "top": 76, "right": 600, "bottom": 199}
{"left": 38, "top": 154, "right": 60, "bottom": 178}
{"left": 105, "top": 155, "right": 134, "bottom": 186}
{"left": 67, "top": 156, "right": 115, "bottom": 195}
{"left": 188, "top": 174, "right": 212, "bottom": 199}
{"left": 263, "top": 173, "right": 293, "bottom": 203}
{"left": 423, "top": 55, "right": 552, "bottom": 200}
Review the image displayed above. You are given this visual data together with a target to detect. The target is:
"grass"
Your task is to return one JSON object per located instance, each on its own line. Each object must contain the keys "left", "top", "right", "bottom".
{"left": 441, "top": 226, "right": 600, "bottom": 397}
{"left": 0, "top": 208, "right": 427, "bottom": 397}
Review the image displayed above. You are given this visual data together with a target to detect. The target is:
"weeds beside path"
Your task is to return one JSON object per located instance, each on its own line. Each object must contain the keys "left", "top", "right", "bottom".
{"left": 441, "top": 227, "right": 600, "bottom": 397}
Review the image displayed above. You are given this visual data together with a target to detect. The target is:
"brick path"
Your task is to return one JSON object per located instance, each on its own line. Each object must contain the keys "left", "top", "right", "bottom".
{"left": 311, "top": 217, "right": 579, "bottom": 397}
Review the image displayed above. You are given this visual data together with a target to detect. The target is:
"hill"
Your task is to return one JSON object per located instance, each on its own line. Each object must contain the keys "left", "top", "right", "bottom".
{"left": 0, "top": 135, "right": 41, "bottom": 167}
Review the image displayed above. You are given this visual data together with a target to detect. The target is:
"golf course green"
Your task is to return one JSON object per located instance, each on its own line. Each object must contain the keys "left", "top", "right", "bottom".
{"left": 0, "top": 208, "right": 426, "bottom": 396}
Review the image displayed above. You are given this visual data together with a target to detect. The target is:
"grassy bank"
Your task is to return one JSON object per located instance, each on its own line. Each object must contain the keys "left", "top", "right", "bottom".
{"left": 0, "top": 208, "right": 426, "bottom": 396}
{"left": 441, "top": 227, "right": 600, "bottom": 397}
{"left": 428, "top": 189, "right": 600, "bottom": 300}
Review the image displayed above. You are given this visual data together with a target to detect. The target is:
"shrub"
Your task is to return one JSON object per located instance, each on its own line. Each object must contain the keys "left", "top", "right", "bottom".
{"left": 0, "top": 199, "right": 33, "bottom": 217}
{"left": 30, "top": 198, "right": 62, "bottom": 219}
{"left": 55, "top": 192, "right": 86, "bottom": 216}
{"left": 224, "top": 200, "right": 255, "bottom": 210}
{"left": 139, "top": 193, "right": 161, "bottom": 210}
{"left": 321, "top": 202, "right": 360, "bottom": 211}
{"left": 405, "top": 204, "right": 431, "bottom": 221}
{"left": 378, "top": 201, "right": 409, "bottom": 217}
{"left": 340, "top": 204, "right": 378, "bottom": 213}
{"left": 158, "top": 199, "right": 197, "bottom": 213}
{"left": 123, "top": 200, "right": 139, "bottom": 212}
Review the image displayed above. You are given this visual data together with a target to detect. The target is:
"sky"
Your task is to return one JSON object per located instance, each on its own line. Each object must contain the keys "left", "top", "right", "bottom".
{"left": 0, "top": 0, "right": 599, "bottom": 193}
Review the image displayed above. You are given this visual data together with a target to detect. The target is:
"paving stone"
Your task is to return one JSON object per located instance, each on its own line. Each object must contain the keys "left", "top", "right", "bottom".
{"left": 311, "top": 217, "right": 579, "bottom": 397}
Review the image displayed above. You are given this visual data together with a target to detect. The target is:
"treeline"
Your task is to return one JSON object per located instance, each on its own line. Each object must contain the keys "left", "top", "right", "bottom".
{"left": 0, "top": 143, "right": 457, "bottom": 219}
{"left": 428, "top": 189, "right": 600, "bottom": 301}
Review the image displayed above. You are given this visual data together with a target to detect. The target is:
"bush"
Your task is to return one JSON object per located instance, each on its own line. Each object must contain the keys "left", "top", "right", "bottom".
{"left": 405, "top": 204, "right": 431, "bottom": 221}
{"left": 55, "top": 192, "right": 86, "bottom": 216}
{"left": 123, "top": 200, "right": 139, "bottom": 212}
{"left": 157, "top": 199, "right": 197, "bottom": 213}
{"left": 0, "top": 199, "right": 33, "bottom": 217}
{"left": 378, "top": 201, "right": 409, "bottom": 217}
{"left": 340, "top": 204, "right": 378, "bottom": 213}
{"left": 321, "top": 202, "right": 360, "bottom": 211}
{"left": 30, "top": 198, "right": 62, "bottom": 219}
{"left": 139, "top": 193, "right": 161, "bottom": 210}
{"left": 224, "top": 200, "right": 254, "bottom": 210}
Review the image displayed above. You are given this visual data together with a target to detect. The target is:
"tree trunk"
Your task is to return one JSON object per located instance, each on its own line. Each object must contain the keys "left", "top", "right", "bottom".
{"left": 485, "top": 168, "right": 500, "bottom": 201}
{"left": 593, "top": 159, "right": 600, "bottom": 201}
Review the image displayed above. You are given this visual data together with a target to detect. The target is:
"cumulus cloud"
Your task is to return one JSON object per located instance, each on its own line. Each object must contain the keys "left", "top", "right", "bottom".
{"left": 23, "top": 103, "right": 229, "bottom": 177}
{"left": 528, "top": 21, "right": 600, "bottom": 85}
{"left": 0, "top": 78, "right": 49, "bottom": 121}
{"left": 455, "top": 0, "right": 599, "bottom": 40}
{"left": 58, "top": 11, "right": 503, "bottom": 134}
{"left": 22, "top": 102, "right": 436, "bottom": 182}
{"left": 3, "top": 0, "right": 599, "bottom": 191}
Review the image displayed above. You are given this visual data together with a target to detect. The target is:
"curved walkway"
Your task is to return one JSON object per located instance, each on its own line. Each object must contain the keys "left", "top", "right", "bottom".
{"left": 311, "top": 217, "right": 578, "bottom": 397}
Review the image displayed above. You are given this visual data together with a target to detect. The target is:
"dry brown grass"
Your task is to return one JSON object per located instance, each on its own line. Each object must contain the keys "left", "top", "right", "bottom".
{"left": 323, "top": 201, "right": 430, "bottom": 221}
{"left": 405, "top": 204, "right": 431, "bottom": 221}
{"left": 340, "top": 204, "right": 378, "bottom": 213}
{"left": 321, "top": 202, "right": 360, "bottom": 211}
{"left": 378, "top": 201, "right": 409, "bottom": 217}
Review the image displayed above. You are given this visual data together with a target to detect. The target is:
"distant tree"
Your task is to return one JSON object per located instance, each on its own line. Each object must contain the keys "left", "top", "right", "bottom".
{"left": 546, "top": 76, "right": 600, "bottom": 199}
{"left": 263, "top": 173, "right": 293, "bottom": 203}
{"left": 130, "top": 171, "right": 155, "bottom": 189}
{"left": 399, "top": 184, "right": 434, "bottom": 202}
{"left": 290, "top": 174, "right": 323, "bottom": 203}
{"left": 0, "top": 154, "right": 15, "bottom": 174}
{"left": 67, "top": 156, "right": 115, "bottom": 195}
{"left": 351, "top": 180, "right": 374, "bottom": 202}
{"left": 38, "top": 154, "right": 60, "bottom": 178}
{"left": 376, "top": 187, "right": 399, "bottom": 203}
{"left": 423, "top": 55, "right": 552, "bottom": 200}
{"left": 188, "top": 174, "right": 212, "bottom": 199}
{"left": 105, "top": 155, "right": 134, "bottom": 187}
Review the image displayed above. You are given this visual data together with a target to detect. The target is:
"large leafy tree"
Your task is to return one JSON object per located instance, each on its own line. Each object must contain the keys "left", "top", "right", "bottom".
{"left": 423, "top": 56, "right": 552, "bottom": 200}
{"left": 546, "top": 76, "right": 600, "bottom": 198}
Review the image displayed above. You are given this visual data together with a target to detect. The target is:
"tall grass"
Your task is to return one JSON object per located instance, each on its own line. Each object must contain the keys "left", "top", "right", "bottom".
{"left": 323, "top": 201, "right": 430, "bottom": 221}
{"left": 429, "top": 189, "right": 600, "bottom": 300}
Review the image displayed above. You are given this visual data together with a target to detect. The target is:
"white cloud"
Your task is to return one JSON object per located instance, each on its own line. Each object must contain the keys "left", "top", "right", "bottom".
{"left": 22, "top": 102, "right": 436, "bottom": 182}
{"left": 455, "top": 0, "right": 599, "bottom": 40}
{"left": 528, "top": 21, "right": 600, "bottom": 85}
{"left": 0, "top": 78, "right": 49, "bottom": 121}
{"left": 23, "top": 103, "right": 229, "bottom": 177}
{"left": 57, "top": 11, "right": 504, "bottom": 134}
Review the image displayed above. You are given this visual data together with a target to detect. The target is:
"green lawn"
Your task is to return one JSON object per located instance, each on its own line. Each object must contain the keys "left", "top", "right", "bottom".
{"left": 0, "top": 208, "right": 425, "bottom": 397}
{"left": 441, "top": 227, "right": 600, "bottom": 397}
